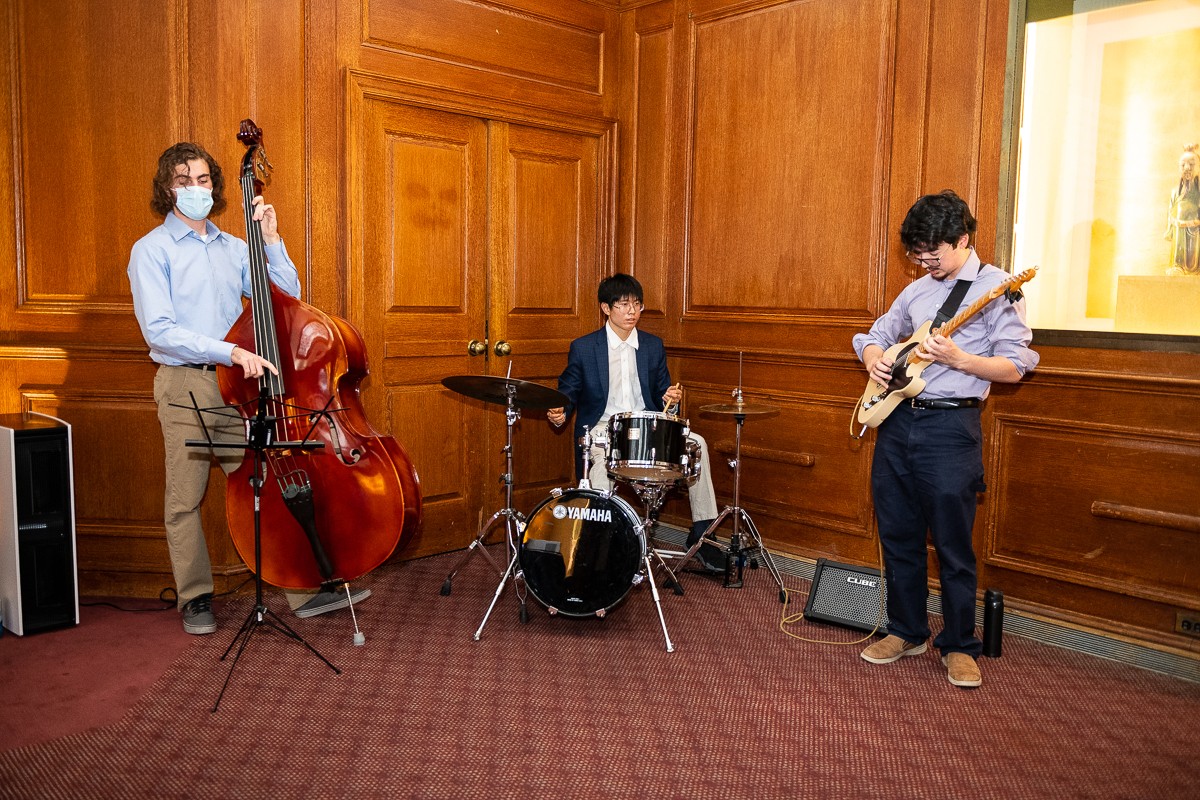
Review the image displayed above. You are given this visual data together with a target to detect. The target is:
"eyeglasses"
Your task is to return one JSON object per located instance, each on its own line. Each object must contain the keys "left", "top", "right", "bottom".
{"left": 905, "top": 247, "right": 943, "bottom": 269}
{"left": 610, "top": 300, "right": 644, "bottom": 314}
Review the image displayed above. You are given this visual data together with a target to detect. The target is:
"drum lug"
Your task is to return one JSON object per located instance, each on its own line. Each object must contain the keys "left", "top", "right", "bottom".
{"left": 550, "top": 487, "right": 563, "bottom": 497}
{"left": 548, "top": 607, "right": 559, "bottom": 616}
{"left": 595, "top": 608, "right": 606, "bottom": 618}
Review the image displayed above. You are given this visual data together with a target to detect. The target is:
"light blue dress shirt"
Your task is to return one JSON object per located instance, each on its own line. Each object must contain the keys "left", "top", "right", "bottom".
{"left": 128, "top": 212, "right": 301, "bottom": 366}
{"left": 852, "top": 251, "right": 1039, "bottom": 400}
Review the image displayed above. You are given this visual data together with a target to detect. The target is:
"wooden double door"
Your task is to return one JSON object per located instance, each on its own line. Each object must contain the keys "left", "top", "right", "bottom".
{"left": 347, "top": 94, "right": 610, "bottom": 558}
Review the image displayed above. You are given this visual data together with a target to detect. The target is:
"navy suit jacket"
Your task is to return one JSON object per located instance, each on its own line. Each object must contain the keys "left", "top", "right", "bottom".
{"left": 557, "top": 326, "right": 671, "bottom": 480}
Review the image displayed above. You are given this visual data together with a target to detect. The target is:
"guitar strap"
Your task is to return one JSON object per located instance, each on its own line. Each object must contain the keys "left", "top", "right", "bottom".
{"left": 933, "top": 279, "right": 973, "bottom": 329}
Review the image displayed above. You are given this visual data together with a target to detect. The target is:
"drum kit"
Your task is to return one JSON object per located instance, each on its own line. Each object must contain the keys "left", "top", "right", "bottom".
{"left": 439, "top": 364, "right": 785, "bottom": 652}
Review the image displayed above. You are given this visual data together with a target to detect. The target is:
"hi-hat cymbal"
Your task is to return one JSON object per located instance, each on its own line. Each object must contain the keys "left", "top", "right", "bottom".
{"left": 442, "top": 375, "right": 568, "bottom": 410}
{"left": 699, "top": 401, "right": 780, "bottom": 416}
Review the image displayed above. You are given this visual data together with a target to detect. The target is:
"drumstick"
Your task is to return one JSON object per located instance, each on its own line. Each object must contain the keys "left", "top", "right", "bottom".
{"left": 665, "top": 382, "right": 682, "bottom": 413}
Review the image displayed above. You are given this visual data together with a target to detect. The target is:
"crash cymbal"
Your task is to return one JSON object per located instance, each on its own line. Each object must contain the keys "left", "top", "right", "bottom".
{"left": 699, "top": 401, "right": 780, "bottom": 416}
{"left": 442, "top": 375, "right": 568, "bottom": 410}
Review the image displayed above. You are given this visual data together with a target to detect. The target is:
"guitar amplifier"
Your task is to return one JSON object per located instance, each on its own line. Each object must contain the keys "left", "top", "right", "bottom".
{"left": 803, "top": 558, "right": 889, "bottom": 633}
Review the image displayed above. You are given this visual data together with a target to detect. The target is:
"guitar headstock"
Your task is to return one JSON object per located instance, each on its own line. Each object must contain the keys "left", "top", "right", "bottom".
{"left": 1001, "top": 266, "right": 1037, "bottom": 304}
{"left": 1011, "top": 266, "right": 1038, "bottom": 287}
{"left": 237, "top": 118, "right": 272, "bottom": 195}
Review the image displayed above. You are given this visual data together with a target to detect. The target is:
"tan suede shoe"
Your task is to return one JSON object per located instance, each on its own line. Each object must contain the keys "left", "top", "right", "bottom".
{"left": 942, "top": 652, "right": 983, "bottom": 687}
{"left": 861, "top": 635, "right": 928, "bottom": 664}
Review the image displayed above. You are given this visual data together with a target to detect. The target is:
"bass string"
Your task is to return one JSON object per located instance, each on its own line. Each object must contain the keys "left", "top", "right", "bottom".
{"left": 239, "top": 168, "right": 305, "bottom": 485}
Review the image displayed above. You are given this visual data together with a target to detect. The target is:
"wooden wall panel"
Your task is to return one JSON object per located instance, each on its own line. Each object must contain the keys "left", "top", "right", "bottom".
{"left": 1, "top": 0, "right": 172, "bottom": 343}
{"left": 345, "top": 0, "right": 620, "bottom": 121}
{"left": 657, "top": 353, "right": 876, "bottom": 564}
{"left": 974, "top": 359, "right": 1200, "bottom": 652}
{"left": 0, "top": 0, "right": 309, "bottom": 344}
{"left": 17, "top": 1, "right": 174, "bottom": 308}
{"left": 989, "top": 415, "right": 1198, "bottom": 605}
{"left": 623, "top": 1, "right": 673, "bottom": 308}
{"left": 348, "top": 90, "right": 491, "bottom": 556}
{"left": 922, "top": 0, "right": 989, "bottom": 202}
{"left": 686, "top": 0, "right": 893, "bottom": 316}
{"left": 365, "top": 0, "right": 605, "bottom": 93}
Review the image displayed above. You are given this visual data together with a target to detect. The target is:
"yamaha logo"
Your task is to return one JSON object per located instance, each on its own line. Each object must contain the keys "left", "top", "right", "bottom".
{"left": 848, "top": 575, "right": 878, "bottom": 589}
{"left": 553, "top": 503, "right": 613, "bottom": 523}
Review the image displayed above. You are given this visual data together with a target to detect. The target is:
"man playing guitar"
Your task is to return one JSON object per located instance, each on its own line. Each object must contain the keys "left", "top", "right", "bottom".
{"left": 851, "top": 190, "right": 1039, "bottom": 688}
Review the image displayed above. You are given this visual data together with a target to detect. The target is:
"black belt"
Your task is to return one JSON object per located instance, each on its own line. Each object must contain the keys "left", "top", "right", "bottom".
{"left": 909, "top": 397, "right": 980, "bottom": 410}
{"left": 177, "top": 363, "right": 217, "bottom": 371}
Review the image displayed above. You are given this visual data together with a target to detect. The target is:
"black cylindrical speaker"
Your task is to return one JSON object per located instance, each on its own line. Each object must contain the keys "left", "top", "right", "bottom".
{"left": 982, "top": 588, "right": 1004, "bottom": 658}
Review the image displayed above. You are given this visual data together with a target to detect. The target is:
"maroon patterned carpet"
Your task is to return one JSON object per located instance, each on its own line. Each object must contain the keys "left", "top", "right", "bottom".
{"left": 1, "top": 549, "right": 1196, "bottom": 799}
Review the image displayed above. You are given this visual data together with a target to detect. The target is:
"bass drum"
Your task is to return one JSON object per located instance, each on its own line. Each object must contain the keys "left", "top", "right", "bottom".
{"left": 519, "top": 488, "right": 645, "bottom": 618}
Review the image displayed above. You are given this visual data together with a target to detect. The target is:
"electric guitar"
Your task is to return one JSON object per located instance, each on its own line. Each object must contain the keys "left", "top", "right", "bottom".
{"left": 851, "top": 267, "right": 1037, "bottom": 438}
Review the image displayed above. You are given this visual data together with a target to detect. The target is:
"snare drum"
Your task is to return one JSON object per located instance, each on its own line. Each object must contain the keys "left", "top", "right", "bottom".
{"left": 606, "top": 410, "right": 690, "bottom": 483}
{"left": 519, "top": 488, "right": 645, "bottom": 617}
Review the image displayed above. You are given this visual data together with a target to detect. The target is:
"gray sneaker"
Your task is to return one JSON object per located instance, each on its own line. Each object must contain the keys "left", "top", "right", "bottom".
{"left": 181, "top": 593, "right": 217, "bottom": 635}
{"left": 294, "top": 587, "right": 372, "bottom": 619}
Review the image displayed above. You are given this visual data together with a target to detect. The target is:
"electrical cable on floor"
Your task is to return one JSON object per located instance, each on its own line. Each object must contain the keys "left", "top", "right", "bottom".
{"left": 80, "top": 576, "right": 254, "bottom": 614}
{"left": 777, "top": 531, "right": 887, "bottom": 645}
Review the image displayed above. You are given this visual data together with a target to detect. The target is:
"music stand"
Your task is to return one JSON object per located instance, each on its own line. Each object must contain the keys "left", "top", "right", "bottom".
{"left": 181, "top": 389, "right": 341, "bottom": 712}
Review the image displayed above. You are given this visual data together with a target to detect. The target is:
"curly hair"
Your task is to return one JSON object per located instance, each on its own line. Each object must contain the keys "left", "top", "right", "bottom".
{"left": 899, "top": 190, "right": 977, "bottom": 254}
{"left": 149, "top": 142, "right": 226, "bottom": 217}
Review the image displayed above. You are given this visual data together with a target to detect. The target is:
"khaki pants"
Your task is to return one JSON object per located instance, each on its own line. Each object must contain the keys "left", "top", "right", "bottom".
{"left": 154, "top": 365, "right": 314, "bottom": 611}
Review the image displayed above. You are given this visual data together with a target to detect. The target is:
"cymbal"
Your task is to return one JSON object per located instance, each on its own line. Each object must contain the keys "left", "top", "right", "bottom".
{"left": 699, "top": 401, "right": 780, "bottom": 416}
{"left": 442, "top": 375, "right": 568, "bottom": 410}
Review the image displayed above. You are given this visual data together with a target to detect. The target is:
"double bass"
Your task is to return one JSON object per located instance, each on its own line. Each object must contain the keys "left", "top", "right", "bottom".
{"left": 217, "top": 119, "right": 421, "bottom": 590}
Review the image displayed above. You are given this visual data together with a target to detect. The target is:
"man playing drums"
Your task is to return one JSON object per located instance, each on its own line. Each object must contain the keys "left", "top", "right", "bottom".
{"left": 547, "top": 274, "right": 722, "bottom": 573}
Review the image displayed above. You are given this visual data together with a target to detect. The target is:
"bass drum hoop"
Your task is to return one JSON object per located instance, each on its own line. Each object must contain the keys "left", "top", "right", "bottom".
{"left": 518, "top": 488, "right": 645, "bottom": 618}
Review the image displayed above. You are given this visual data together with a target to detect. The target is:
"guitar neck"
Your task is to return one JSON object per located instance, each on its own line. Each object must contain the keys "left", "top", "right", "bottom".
{"left": 902, "top": 267, "right": 1036, "bottom": 368}
{"left": 935, "top": 282, "right": 1010, "bottom": 338}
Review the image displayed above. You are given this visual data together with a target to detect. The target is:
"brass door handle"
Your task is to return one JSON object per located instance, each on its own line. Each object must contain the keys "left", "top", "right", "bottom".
{"left": 494, "top": 340, "right": 511, "bottom": 357}
{"left": 467, "top": 340, "right": 487, "bottom": 356}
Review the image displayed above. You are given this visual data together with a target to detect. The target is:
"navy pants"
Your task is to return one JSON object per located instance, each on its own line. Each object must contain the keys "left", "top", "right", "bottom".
{"left": 871, "top": 404, "right": 985, "bottom": 658}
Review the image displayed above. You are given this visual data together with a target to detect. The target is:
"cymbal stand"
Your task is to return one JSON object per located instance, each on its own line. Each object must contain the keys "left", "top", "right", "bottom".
{"left": 678, "top": 388, "right": 787, "bottom": 603}
{"left": 440, "top": 384, "right": 526, "bottom": 603}
{"left": 470, "top": 384, "right": 530, "bottom": 639}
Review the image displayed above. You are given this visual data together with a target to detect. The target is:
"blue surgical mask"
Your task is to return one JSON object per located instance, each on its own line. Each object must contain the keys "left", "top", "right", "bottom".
{"left": 173, "top": 186, "right": 214, "bottom": 221}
